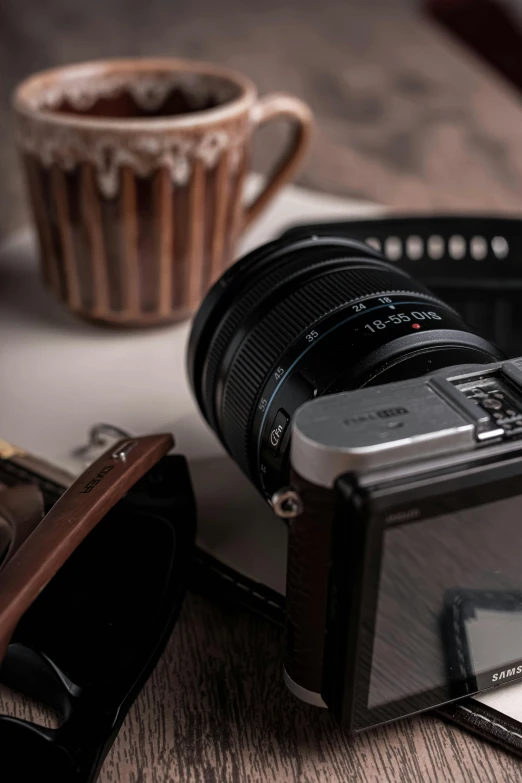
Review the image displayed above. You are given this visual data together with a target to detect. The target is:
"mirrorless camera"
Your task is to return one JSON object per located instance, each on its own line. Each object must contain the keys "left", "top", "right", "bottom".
{"left": 188, "top": 222, "right": 522, "bottom": 731}
{"left": 284, "top": 358, "right": 522, "bottom": 731}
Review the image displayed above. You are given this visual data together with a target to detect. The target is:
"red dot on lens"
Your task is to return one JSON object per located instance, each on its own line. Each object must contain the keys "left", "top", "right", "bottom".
{"left": 412, "top": 323, "right": 421, "bottom": 329}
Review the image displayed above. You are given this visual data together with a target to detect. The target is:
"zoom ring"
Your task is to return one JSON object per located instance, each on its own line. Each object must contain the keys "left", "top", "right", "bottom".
{"left": 219, "top": 265, "right": 444, "bottom": 477}
{"left": 201, "top": 245, "right": 374, "bottom": 425}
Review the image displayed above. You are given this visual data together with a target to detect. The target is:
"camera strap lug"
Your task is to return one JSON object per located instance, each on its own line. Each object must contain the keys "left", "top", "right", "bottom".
{"left": 271, "top": 488, "right": 303, "bottom": 519}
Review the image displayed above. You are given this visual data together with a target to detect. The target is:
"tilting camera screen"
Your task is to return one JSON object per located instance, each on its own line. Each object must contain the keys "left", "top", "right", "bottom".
{"left": 368, "top": 495, "right": 522, "bottom": 709}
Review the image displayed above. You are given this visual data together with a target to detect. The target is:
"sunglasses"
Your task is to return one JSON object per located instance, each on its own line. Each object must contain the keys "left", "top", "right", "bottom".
{"left": 0, "top": 435, "right": 196, "bottom": 783}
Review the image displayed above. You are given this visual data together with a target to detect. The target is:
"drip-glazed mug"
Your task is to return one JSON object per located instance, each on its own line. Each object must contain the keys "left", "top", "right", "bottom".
{"left": 14, "top": 58, "right": 313, "bottom": 326}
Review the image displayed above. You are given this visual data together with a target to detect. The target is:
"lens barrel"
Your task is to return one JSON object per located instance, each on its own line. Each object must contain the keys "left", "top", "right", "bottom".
{"left": 188, "top": 235, "right": 504, "bottom": 497}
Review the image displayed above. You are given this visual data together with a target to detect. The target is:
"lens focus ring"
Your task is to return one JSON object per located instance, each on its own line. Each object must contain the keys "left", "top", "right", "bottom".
{"left": 200, "top": 244, "right": 367, "bottom": 427}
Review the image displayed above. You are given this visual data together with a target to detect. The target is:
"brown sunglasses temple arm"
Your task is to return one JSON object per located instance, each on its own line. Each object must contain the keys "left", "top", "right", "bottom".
{"left": 0, "top": 433, "right": 174, "bottom": 663}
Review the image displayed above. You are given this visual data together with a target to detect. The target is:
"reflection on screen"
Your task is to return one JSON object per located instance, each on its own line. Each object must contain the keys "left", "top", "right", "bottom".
{"left": 368, "top": 494, "right": 522, "bottom": 709}
{"left": 467, "top": 607, "right": 522, "bottom": 675}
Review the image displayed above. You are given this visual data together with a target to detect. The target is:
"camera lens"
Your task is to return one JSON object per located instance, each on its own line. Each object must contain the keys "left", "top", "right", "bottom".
{"left": 188, "top": 235, "right": 504, "bottom": 498}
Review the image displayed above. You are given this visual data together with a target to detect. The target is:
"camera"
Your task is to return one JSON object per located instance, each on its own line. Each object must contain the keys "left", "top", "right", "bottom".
{"left": 188, "top": 225, "right": 522, "bottom": 732}
{"left": 282, "top": 358, "right": 522, "bottom": 731}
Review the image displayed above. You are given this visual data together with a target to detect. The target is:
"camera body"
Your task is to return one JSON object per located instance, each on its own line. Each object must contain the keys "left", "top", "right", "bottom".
{"left": 188, "top": 218, "right": 522, "bottom": 732}
{"left": 283, "top": 358, "right": 522, "bottom": 732}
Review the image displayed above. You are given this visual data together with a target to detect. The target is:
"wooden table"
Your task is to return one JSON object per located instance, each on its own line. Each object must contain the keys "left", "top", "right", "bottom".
{"left": 1, "top": 1, "right": 522, "bottom": 780}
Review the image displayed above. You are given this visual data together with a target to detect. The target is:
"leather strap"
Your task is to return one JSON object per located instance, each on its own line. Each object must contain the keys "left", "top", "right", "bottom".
{"left": 191, "top": 549, "right": 285, "bottom": 625}
{"left": 438, "top": 699, "right": 522, "bottom": 758}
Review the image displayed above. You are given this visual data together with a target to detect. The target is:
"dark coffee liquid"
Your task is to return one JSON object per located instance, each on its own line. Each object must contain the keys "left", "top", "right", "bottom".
{"left": 55, "top": 89, "right": 213, "bottom": 119}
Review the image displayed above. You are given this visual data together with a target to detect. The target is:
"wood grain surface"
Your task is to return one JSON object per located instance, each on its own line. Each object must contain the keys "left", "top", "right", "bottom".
{"left": 2, "top": 0, "right": 522, "bottom": 241}
{"left": 99, "top": 594, "right": 522, "bottom": 783}
{"left": 1, "top": 0, "right": 522, "bottom": 780}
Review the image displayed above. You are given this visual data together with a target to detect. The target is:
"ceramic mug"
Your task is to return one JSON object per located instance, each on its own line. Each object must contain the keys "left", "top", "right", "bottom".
{"left": 13, "top": 59, "right": 313, "bottom": 326}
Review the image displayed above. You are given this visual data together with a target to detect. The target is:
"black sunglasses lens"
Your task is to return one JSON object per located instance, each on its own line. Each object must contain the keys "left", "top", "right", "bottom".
{"left": 15, "top": 506, "right": 177, "bottom": 686}
{"left": 0, "top": 456, "right": 195, "bottom": 782}
{"left": 1, "top": 721, "right": 74, "bottom": 782}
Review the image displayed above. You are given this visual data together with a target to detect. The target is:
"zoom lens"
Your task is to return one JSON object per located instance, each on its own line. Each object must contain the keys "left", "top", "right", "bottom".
{"left": 188, "top": 234, "right": 504, "bottom": 498}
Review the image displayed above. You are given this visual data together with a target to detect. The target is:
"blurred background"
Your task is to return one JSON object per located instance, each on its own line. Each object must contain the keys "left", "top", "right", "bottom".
{"left": 2, "top": 0, "right": 522, "bottom": 241}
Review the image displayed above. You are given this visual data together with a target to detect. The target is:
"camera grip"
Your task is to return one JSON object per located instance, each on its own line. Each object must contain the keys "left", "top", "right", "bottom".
{"left": 285, "top": 470, "right": 337, "bottom": 698}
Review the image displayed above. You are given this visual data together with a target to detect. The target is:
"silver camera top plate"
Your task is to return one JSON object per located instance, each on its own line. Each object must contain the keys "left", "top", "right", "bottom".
{"left": 292, "top": 359, "right": 522, "bottom": 488}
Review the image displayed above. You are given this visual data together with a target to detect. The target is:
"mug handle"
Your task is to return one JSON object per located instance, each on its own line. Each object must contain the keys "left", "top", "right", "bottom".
{"left": 243, "top": 93, "right": 313, "bottom": 230}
